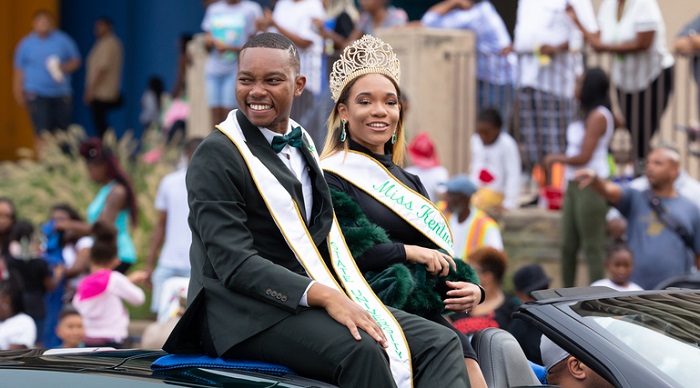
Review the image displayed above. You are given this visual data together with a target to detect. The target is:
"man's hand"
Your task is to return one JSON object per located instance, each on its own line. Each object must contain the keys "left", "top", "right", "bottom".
{"left": 307, "top": 283, "right": 388, "bottom": 347}
{"left": 405, "top": 245, "right": 455, "bottom": 277}
{"left": 443, "top": 281, "right": 481, "bottom": 313}
{"left": 574, "top": 168, "right": 597, "bottom": 189}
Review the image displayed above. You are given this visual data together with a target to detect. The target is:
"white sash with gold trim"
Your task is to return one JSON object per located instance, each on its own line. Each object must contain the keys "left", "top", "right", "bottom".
{"left": 321, "top": 150, "right": 455, "bottom": 256}
{"left": 217, "top": 111, "right": 412, "bottom": 388}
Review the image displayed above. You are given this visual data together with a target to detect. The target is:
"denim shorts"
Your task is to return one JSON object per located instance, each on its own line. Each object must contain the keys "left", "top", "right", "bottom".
{"left": 205, "top": 72, "right": 237, "bottom": 108}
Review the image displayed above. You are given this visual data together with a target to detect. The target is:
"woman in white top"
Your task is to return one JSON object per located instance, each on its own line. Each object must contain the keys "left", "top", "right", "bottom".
{"left": 568, "top": 0, "right": 674, "bottom": 164}
{"left": 545, "top": 68, "right": 615, "bottom": 287}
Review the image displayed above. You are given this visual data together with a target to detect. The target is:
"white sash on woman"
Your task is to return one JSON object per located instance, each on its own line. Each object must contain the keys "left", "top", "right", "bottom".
{"left": 217, "top": 111, "right": 412, "bottom": 388}
{"left": 322, "top": 150, "right": 455, "bottom": 257}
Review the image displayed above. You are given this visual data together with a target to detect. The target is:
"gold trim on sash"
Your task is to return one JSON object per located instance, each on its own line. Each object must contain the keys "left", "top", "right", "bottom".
{"left": 216, "top": 111, "right": 413, "bottom": 388}
{"left": 322, "top": 150, "right": 454, "bottom": 256}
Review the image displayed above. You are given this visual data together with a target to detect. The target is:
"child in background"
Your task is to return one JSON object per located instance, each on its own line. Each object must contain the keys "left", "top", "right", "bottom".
{"left": 72, "top": 221, "right": 146, "bottom": 348}
{"left": 55, "top": 308, "right": 85, "bottom": 348}
{"left": 0, "top": 280, "right": 36, "bottom": 350}
{"left": 591, "top": 241, "right": 644, "bottom": 291}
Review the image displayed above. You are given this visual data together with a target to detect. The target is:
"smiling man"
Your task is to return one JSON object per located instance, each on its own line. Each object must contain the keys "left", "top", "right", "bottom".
{"left": 163, "top": 33, "right": 468, "bottom": 388}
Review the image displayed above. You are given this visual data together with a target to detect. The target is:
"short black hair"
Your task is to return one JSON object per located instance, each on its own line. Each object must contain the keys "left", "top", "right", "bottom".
{"left": 241, "top": 32, "right": 300, "bottom": 75}
{"left": 477, "top": 108, "right": 503, "bottom": 129}
{"left": 96, "top": 16, "right": 113, "bottom": 26}
{"left": 0, "top": 280, "right": 24, "bottom": 315}
{"left": 90, "top": 220, "right": 118, "bottom": 265}
{"left": 58, "top": 307, "right": 82, "bottom": 322}
{"left": 605, "top": 239, "right": 633, "bottom": 262}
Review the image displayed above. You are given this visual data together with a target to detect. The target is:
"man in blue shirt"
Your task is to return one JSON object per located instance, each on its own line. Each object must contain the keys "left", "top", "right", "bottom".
{"left": 13, "top": 10, "right": 81, "bottom": 141}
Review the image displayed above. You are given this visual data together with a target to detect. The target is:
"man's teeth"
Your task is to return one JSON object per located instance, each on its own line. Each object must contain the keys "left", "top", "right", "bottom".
{"left": 250, "top": 104, "right": 271, "bottom": 111}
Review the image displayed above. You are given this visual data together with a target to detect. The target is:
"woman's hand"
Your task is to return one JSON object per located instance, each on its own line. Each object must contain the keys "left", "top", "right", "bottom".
{"left": 443, "top": 281, "right": 482, "bottom": 313}
{"left": 404, "top": 245, "right": 455, "bottom": 277}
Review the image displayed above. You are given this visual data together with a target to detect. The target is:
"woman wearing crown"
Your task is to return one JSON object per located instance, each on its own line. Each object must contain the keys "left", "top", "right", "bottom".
{"left": 320, "top": 35, "right": 488, "bottom": 388}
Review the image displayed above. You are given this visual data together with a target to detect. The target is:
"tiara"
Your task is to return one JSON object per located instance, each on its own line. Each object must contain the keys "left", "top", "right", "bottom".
{"left": 329, "top": 35, "right": 401, "bottom": 102}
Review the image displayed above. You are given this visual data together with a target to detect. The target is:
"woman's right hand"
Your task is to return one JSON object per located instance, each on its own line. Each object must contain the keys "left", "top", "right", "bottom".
{"left": 404, "top": 245, "right": 455, "bottom": 277}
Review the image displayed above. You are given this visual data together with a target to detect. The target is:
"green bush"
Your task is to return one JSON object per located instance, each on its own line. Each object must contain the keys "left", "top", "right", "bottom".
{"left": 0, "top": 126, "right": 183, "bottom": 319}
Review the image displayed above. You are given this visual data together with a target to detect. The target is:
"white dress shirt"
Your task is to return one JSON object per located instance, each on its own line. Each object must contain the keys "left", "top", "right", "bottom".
{"left": 259, "top": 124, "right": 315, "bottom": 306}
{"left": 469, "top": 132, "right": 522, "bottom": 210}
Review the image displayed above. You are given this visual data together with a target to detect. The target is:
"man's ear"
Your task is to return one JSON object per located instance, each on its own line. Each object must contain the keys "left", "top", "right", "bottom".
{"left": 567, "top": 357, "right": 587, "bottom": 380}
{"left": 294, "top": 75, "right": 306, "bottom": 97}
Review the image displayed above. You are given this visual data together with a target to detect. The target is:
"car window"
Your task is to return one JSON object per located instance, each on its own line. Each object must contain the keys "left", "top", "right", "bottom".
{"left": 570, "top": 293, "right": 700, "bottom": 388}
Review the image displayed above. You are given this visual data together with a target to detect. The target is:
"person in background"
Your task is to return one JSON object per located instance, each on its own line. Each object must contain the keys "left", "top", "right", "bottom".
{"left": 202, "top": 0, "right": 263, "bottom": 125}
{"left": 469, "top": 108, "right": 521, "bottom": 216}
{"left": 421, "top": 0, "right": 516, "bottom": 121}
{"left": 568, "top": 0, "right": 674, "bottom": 167}
{"left": 172, "top": 34, "right": 194, "bottom": 100}
{"left": 55, "top": 308, "right": 84, "bottom": 348}
{"left": 508, "top": 263, "right": 551, "bottom": 365}
{"left": 540, "top": 335, "right": 613, "bottom": 387}
{"left": 511, "top": 0, "right": 598, "bottom": 179}
{"left": 344, "top": 0, "right": 407, "bottom": 45}
{"left": 449, "top": 247, "right": 518, "bottom": 335}
{"left": 5, "top": 220, "right": 61, "bottom": 347}
{"left": 139, "top": 76, "right": 164, "bottom": 131}
{"left": 12, "top": 10, "right": 81, "bottom": 144}
{"left": 0, "top": 198, "right": 17, "bottom": 264}
{"left": 674, "top": 14, "right": 700, "bottom": 122}
{"left": 41, "top": 204, "right": 93, "bottom": 348}
{"left": 57, "top": 139, "right": 139, "bottom": 273}
{"left": 591, "top": 240, "right": 643, "bottom": 291}
{"left": 84, "top": 17, "right": 123, "bottom": 138}
{"left": 0, "top": 280, "right": 36, "bottom": 350}
{"left": 544, "top": 68, "right": 615, "bottom": 287}
{"left": 404, "top": 132, "right": 449, "bottom": 203}
{"left": 312, "top": 0, "right": 359, "bottom": 53}
{"left": 443, "top": 175, "right": 503, "bottom": 258}
{"left": 576, "top": 145, "right": 700, "bottom": 290}
{"left": 72, "top": 221, "right": 145, "bottom": 348}
{"left": 144, "top": 138, "right": 203, "bottom": 315}
{"left": 257, "top": 0, "right": 326, "bottom": 144}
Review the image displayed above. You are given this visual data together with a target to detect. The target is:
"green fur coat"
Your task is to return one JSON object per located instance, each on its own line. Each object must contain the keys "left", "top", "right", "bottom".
{"left": 330, "top": 188, "right": 480, "bottom": 316}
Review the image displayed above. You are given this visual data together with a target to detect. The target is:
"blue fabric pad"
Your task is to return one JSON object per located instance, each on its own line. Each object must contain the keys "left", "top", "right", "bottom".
{"left": 151, "top": 354, "right": 296, "bottom": 376}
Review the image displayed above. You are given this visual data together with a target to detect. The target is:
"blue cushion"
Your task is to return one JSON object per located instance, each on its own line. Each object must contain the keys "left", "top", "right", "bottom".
{"left": 529, "top": 360, "right": 547, "bottom": 384}
{"left": 151, "top": 354, "right": 296, "bottom": 376}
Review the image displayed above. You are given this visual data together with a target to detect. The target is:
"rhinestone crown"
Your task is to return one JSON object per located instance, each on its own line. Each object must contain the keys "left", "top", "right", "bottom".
{"left": 329, "top": 35, "right": 401, "bottom": 102}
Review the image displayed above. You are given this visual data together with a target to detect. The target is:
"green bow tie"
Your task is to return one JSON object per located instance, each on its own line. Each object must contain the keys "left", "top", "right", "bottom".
{"left": 271, "top": 126, "right": 303, "bottom": 153}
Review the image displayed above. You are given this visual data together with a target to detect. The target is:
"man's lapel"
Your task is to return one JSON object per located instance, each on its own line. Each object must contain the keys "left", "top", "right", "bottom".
{"left": 299, "top": 135, "right": 333, "bottom": 243}
{"left": 236, "top": 110, "right": 308, "bottom": 216}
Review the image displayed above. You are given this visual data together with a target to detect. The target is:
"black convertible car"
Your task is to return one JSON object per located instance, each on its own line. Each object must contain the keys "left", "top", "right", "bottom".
{"left": 0, "top": 287, "right": 697, "bottom": 387}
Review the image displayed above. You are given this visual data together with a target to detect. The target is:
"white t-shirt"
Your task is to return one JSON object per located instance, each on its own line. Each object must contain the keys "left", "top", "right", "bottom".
{"left": 405, "top": 165, "right": 449, "bottom": 203}
{"left": 271, "top": 0, "right": 324, "bottom": 95}
{"left": 154, "top": 168, "right": 192, "bottom": 269}
{"left": 450, "top": 207, "right": 504, "bottom": 255}
{"left": 564, "top": 106, "right": 614, "bottom": 181}
{"left": 0, "top": 313, "right": 36, "bottom": 350}
{"left": 201, "top": 0, "right": 263, "bottom": 75}
{"left": 597, "top": 0, "right": 674, "bottom": 92}
{"left": 514, "top": 0, "right": 598, "bottom": 97}
{"left": 591, "top": 278, "right": 644, "bottom": 291}
{"left": 62, "top": 236, "right": 93, "bottom": 289}
{"left": 469, "top": 132, "right": 522, "bottom": 210}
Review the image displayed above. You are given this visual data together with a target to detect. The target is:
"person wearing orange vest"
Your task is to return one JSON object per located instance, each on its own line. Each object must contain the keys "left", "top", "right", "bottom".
{"left": 443, "top": 175, "right": 504, "bottom": 260}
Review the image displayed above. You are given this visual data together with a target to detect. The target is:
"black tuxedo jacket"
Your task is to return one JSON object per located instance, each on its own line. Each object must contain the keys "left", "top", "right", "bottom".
{"left": 164, "top": 111, "right": 335, "bottom": 356}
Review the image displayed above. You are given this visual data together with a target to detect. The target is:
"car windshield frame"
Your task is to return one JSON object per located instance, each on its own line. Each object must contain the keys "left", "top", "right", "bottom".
{"left": 553, "top": 292, "right": 700, "bottom": 388}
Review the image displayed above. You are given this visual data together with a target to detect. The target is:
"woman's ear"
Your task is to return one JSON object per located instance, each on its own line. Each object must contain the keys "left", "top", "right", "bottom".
{"left": 337, "top": 103, "right": 348, "bottom": 121}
